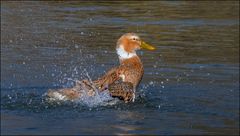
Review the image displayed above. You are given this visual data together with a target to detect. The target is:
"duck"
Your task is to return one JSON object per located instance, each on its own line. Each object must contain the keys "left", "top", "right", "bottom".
{"left": 46, "top": 33, "right": 155, "bottom": 103}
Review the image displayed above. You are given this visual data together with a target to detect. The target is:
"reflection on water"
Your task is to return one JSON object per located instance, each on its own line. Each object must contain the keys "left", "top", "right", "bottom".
{"left": 1, "top": 1, "right": 239, "bottom": 135}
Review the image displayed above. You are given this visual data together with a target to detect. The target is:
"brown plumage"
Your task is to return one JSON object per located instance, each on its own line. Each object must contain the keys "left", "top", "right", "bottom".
{"left": 46, "top": 33, "right": 155, "bottom": 102}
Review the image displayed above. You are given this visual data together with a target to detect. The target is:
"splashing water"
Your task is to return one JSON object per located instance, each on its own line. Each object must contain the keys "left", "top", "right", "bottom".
{"left": 75, "top": 90, "right": 119, "bottom": 107}
{"left": 44, "top": 69, "right": 120, "bottom": 108}
{"left": 44, "top": 87, "right": 119, "bottom": 108}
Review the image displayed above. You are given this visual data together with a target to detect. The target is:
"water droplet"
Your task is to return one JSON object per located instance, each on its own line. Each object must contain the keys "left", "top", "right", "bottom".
{"left": 149, "top": 81, "right": 154, "bottom": 85}
{"left": 22, "top": 61, "right": 26, "bottom": 64}
{"left": 9, "top": 40, "right": 13, "bottom": 43}
{"left": 75, "top": 45, "right": 79, "bottom": 48}
{"left": 162, "top": 86, "right": 165, "bottom": 88}
{"left": 161, "top": 81, "right": 164, "bottom": 84}
{"left": 81, "top": 32, "right": 84, "bottom": 35}
{"left": 28, "top": 99, "right": 32, "bottom": 105}
{"left": 9, "top": 96, "right": 12, "bottom": 100}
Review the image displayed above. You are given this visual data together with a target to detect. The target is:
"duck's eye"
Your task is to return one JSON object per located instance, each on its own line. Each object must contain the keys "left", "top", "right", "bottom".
{"left": 132, "top": 38, "right": 136, "bottom": 41}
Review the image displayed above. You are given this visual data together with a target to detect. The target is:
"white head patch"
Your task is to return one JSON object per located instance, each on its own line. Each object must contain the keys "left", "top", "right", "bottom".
{"left": 116, "top": 45, "right": 136, "bottom": 60}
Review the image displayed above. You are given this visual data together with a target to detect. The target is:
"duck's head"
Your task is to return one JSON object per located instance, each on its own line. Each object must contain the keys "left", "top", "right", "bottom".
{"left": 116, "top": 33, "right": 156, "bottom": 60}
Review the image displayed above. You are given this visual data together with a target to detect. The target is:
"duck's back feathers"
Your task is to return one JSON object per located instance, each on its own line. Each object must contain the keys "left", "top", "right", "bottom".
{"left": 108, "top": 81, "right": 135, "bottom": 102}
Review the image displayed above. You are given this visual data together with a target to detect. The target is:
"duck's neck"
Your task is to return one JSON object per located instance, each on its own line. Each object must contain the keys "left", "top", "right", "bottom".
{"left": 116, "top": 45, "right": 136, "bottom": 60}
{"left": 116, "top": 46, "right": 142, "bottom": 66}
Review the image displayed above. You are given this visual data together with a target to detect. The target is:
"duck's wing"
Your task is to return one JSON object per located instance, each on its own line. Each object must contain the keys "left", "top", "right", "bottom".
{"left": 46, "top": 87, "right": 82, "bottom": 101}
{"left": 92, "top": 66, "right": 135, "bottom": 102}
{"left": 93, "top": 66, "right": 121, "bottom": 91}
{"left": 46, "top": 80, "right": 97, "bottom": 101}
{"left": 108, "top": 81, "right": 135, "bottom": 102}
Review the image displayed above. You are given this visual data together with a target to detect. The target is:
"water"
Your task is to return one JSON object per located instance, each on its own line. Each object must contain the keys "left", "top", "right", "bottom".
{"left": 1, "top": 1, "right": 239, "bottom": 135}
